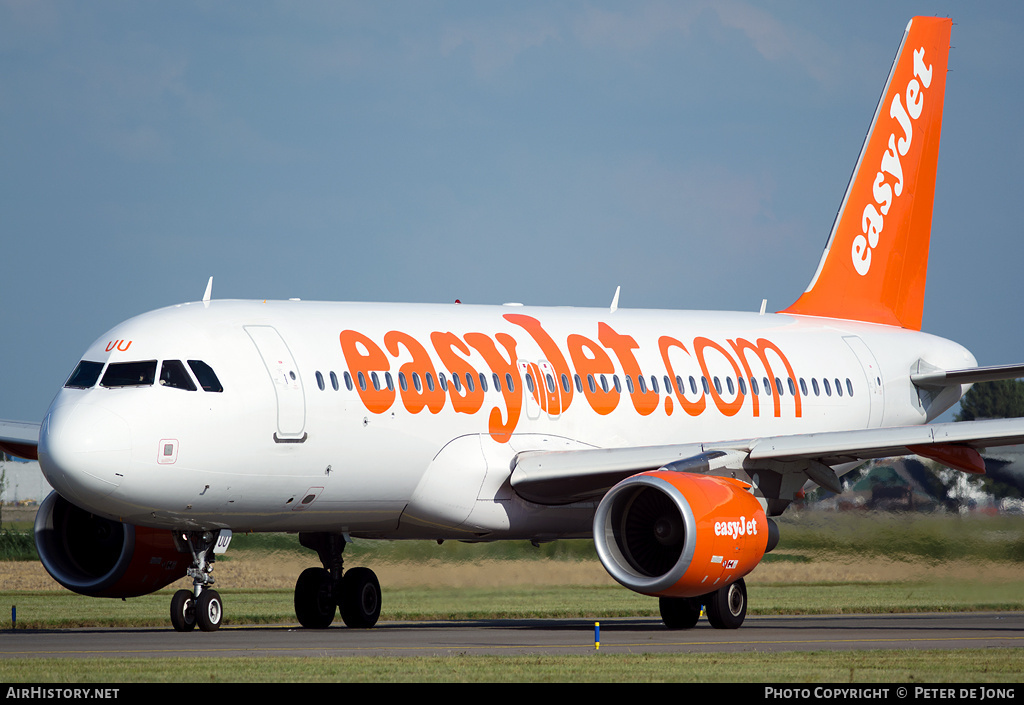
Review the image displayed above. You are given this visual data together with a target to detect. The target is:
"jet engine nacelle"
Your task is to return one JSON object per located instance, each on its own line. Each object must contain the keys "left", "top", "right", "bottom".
{"left": 593, "top": 471, "right": 772, "bottom": 598}
{"left": 34, "top": 491, "right": 191, "bottom": 598}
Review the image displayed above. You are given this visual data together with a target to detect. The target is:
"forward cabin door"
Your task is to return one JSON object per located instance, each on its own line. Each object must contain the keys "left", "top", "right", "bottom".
{"left": 245, "top": 325, "right": 307, "bottom": 442}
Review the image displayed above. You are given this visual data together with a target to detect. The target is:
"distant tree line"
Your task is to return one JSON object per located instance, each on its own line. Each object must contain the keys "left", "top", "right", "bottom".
{"left": 955, "top": 379, "right": 1024, "bottom": 421}
{"left": 953, "top": 379, "right": 1024, "bottom": 500}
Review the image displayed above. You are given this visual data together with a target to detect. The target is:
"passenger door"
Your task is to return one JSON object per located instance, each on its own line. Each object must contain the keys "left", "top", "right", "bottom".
{"left": 245, "top": 325, "right": 307, "bottom": 441}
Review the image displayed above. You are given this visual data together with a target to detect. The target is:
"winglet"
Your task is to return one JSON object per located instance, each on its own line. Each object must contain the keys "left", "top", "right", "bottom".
{"left": 780, "top": 17, "right": 952, "bottom": 330}
{"left": 203, "top": 277, "right": 213, "bottom": 306}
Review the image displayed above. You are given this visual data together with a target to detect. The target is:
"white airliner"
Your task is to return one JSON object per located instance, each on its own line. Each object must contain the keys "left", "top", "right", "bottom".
{"left": 3, "top": 16, "right": 1024, "bottom": 633}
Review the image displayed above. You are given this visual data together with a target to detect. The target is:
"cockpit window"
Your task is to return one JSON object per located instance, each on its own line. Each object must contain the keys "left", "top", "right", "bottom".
{"left": 101, "top": 361, "right": 157, "bottom": 388}
{"left": 64, "top": 360, "right": 104, "bottom": 389}
{"left": 160, "top": 360, "right": 197, "bottom": 391}
{"left": 188, "top": 360, "right": 223, "bottom": 392}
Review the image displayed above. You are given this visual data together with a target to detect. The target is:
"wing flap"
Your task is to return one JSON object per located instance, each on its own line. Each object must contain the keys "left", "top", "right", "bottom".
{"left": 749, "top": 417, "right": 1024, "bottom": 463}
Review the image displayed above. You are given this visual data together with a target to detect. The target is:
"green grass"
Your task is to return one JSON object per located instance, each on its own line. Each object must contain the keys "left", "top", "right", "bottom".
{"left": 210, "top": 511, "right": 1024, "bottom": 564}
{"left": 4, "top": 577, "right": 1024, "bottom": 631}
{"left": 4, "top": 511, "right": 1024, "bottom": 631}
{"left": 5, "top": 510, "right": 1024, "bottom": 563}
{"left": 775, "top": 511, "right": 1024, "bottom": 562}
{"left": 193, "top": 511, "right": 1024, "bottom": 570}
{"left": 4, "top": 511, "right": 1024, "bottom": 682}
{"left": 3, "top": 587, "right": 653, "bottom": 629}
{"left": 0, "top": 529, "right": 36, "bottom": 561}
{"left": 1, "top": 650, "right": 1023, "bottom": 683}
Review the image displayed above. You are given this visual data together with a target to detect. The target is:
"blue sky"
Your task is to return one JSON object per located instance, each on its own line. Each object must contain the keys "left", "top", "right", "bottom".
{"left": 2, "top": 1, "right": 1022, "bottom": 423}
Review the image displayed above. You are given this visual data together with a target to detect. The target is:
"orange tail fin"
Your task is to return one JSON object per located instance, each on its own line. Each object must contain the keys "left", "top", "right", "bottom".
{"left": 781, "top": 17, "right": 951, "bottom": 330}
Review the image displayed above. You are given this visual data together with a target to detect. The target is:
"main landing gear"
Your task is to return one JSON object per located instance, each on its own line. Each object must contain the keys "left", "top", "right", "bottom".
{"left": 170, "top": 531, "right": 224, "bottom": 632}
{"left": 658, "top": 578, "right": 748, "bottom": 630}
{"left": 294, "top": 532, "right": 381, "bottom": 629}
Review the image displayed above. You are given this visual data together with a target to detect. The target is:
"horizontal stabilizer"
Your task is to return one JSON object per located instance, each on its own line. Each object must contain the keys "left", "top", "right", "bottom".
{"left": 911, "top": 363, "right": 1024, "bottom": 388}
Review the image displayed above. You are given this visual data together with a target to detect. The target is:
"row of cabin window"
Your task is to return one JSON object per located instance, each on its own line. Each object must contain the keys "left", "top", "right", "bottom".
{"left": 314, "top": 368, "right": 856, "bottom": 400}
{"left": 316, "top": 369, "right": 517, "bottom": 395}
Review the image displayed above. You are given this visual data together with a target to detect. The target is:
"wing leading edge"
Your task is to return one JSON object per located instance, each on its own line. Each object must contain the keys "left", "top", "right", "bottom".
{"left": 510, "top": 417, "right": 1024, "bottom": 508}
{"left": 511, "top": 361, "right": 1024, "bottom": 508}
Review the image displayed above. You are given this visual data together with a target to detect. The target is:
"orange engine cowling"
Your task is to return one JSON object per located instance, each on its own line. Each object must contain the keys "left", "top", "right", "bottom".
{"left": 34, "top": 491, "right": 191, "bottom": 598}
{"left": 593, "top": 471, "right": 773, "bottom": 598}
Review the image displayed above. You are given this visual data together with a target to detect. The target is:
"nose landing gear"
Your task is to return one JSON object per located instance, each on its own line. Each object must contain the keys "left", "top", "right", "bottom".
{"left": 170, "top": 530, "right": 224, "bottom": 632}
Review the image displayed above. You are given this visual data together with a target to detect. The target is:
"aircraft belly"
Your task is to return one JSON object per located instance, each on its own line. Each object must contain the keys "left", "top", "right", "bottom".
{"left": 109, "top": 503, "right": 408, "bottom": 533}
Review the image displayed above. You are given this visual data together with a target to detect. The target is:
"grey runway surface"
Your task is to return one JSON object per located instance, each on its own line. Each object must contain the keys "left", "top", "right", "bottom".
{"left": 3, "top": 612, "right": 1023, "bottom": 658}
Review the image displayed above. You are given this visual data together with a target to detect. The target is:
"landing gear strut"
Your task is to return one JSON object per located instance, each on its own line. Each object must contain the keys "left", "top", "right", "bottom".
{"left": 170, "top": 530, "right": 224, "bottom": 632}
{"left": 295, "top": 532, "right": 381, "bottom": 629}
{"left": 659, "top": 578, "right": 747, "bottom": 630}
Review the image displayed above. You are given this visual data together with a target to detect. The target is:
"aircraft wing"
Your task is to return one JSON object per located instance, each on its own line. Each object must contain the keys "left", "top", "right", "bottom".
{"left": 510, "top": 417, "right": 1024, "bottom": 505}
{"left": 0, "top": 419, "right": 41, "bottom": 460}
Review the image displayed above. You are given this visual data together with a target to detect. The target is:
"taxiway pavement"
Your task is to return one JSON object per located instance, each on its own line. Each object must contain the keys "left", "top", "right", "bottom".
{"left": 2, "top": 612, "right": 1022, "bottom": 659}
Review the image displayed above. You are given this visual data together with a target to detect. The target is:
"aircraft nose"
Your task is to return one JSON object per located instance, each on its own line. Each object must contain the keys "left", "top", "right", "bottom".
{"left": 38, "top": 398, "right": 131, "bottom": 503}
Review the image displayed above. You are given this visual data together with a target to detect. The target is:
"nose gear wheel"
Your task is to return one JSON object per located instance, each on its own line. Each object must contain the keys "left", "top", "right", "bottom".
{"left": 170, "top": 530, "right": 224, "bottom": 632}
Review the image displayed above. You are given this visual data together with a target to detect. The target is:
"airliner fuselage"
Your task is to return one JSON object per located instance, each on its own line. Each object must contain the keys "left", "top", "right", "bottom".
{"left": 39, "top": 298, "right": 975, "bottom": 538}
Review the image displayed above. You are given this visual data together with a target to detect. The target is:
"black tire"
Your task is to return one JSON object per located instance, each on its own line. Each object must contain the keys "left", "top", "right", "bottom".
{"left": 340, "top": 567, "right": 381, "bottom": 629}
{"left": 170, "top": 589, "right": 196, "bottom": 632}
{"left": 196, "top": 589, "right": 223, "bottom": 632}
{"left": 705, "top": 578, "right": 746, "bottom": 629}
{"left": 659, "top": 596, "right": 701, "bottom": 629}
{"left": 294, "top": 567, "right": 336, "bottom": 629}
